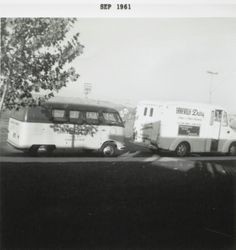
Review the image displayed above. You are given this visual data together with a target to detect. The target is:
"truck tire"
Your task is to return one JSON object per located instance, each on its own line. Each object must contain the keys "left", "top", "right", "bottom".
{"left": 175, "top": 142, "right": 190, "bottom": 157}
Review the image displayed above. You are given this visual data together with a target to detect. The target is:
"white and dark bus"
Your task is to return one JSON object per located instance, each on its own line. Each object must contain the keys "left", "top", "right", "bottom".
{"left": 7, "top": 102, "right": 126, "bottom": 156}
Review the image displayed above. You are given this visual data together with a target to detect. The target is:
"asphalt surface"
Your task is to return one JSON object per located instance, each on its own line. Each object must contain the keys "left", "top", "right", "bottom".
{"left": 1, "top": 141, "right": 236, "bottom": 249}
{"left": 1, "top": 140, "right": 236, "bottom": 161}
{"left": 0, "top": 160, "right": 236, "bottom": 249}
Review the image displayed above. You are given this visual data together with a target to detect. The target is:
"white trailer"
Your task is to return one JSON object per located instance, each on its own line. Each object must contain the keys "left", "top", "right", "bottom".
{"left": 133, "top": 100, "right": 236, "bottom": 156}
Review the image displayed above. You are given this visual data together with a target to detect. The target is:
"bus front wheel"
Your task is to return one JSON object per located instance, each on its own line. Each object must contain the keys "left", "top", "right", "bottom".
{"left": 175, "top": 142, "right": 190, "bottom": 157}
{"left": 100, "top": 143, "right": 117, "bottom": 157}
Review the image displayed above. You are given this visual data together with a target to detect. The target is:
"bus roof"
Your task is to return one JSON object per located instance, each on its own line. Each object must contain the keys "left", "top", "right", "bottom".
{"left": 44, "top": 101, "right": 119, "bottom": 113}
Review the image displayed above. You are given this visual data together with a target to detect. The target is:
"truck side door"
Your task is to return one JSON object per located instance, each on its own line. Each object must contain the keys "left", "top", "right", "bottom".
{"left": 218, "top": 111, "right": 231, "bottom": 151}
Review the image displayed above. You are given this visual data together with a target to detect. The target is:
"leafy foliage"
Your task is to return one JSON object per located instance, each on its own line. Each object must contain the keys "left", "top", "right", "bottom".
{"left": 50, "top": 124, "right": 98, "bottom": 137}
{"left": 0, "top": 18, "right": 84, "bottom": 109}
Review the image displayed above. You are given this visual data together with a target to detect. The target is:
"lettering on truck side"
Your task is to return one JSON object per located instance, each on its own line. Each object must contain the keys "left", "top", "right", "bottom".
{"left": 176, "top": 107, "right": 204, "bottom": 117}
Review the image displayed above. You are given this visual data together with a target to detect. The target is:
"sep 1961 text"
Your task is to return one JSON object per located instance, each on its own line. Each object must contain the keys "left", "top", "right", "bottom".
{"left": 100, "top": 4, "right": 131, "bottom": 10}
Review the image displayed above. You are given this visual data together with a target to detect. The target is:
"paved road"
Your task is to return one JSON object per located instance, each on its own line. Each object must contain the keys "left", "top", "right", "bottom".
{"left": 1, "top": 139, "right": 236, "bottom": 248}
{"left": 1, "top": 122, "right": 236, "bottom": 248}
{"left": 1, "top": 159, "right": 235, "bottom": 249}
{"left": 1, "top": 141, "right": 236, "bottom": 163}
{"left": 1, "top": 154, "right": 236, "bottom": 162}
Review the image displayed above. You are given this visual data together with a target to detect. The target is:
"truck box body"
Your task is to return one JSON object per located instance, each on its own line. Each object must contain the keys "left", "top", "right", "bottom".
{"left": 133, "top": 100, "right": 236, "bottom": 155}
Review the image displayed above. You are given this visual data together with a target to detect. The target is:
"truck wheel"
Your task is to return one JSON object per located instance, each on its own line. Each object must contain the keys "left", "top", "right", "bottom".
{"left": 150, "top": 148, "right": 160, "bottom": 155}
{"left": 175, "top": 142, "right": 190, "bottom": 157}
{"left": 101, "top": 143, "right": 117, "bottom": 157}
{"left": 228, "top": 143, "right": 236, "bottom": 156}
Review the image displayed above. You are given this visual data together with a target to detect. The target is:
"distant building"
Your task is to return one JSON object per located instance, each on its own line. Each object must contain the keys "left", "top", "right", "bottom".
{"left": 229, "top": 114, "right": 236, "bottom": 122}
{"left": 119, "top": 108, "right": 129, "bottom": 119}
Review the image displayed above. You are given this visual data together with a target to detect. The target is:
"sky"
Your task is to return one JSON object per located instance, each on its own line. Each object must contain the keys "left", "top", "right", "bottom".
{"left": 58, "top": 18, "right": 236, "bottom": 113}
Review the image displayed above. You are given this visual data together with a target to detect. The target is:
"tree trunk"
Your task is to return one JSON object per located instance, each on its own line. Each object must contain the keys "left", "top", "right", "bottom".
{"left": 0, "top": 83, "right": 7, "bottom": 112}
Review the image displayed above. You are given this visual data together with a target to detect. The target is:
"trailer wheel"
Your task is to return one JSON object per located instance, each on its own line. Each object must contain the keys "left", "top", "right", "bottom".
{"left": 100, "top": 142, "right": 117, "bottom": 157}
{"left": 228, "top": 143, "right": 236, "bottom": 156}
{"left": 175, "top": 142, "right": 190, "bottom": 157}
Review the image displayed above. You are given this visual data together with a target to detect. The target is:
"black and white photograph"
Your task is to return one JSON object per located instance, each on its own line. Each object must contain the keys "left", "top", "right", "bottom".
{"left": 0, "top": 1, "right": 236, "bottom": 249}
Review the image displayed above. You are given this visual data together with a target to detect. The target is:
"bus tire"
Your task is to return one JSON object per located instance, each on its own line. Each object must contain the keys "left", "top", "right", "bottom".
{"left": 100, "top": 142, "right": 117, "bottom": 157}
{"left": 46, "top": 145, "right": 56, "bottom": 155}
{"left": 228, "top": 143, "right": 236, "bottom": 156}
{"left": 28, "top": 145, "right": 39, "bottom": 156}
{"left": 28, "top": 145, "right": 55, "bottom": 156}
{"left": 175, "top": 142, "right": 190, "bottom": 157}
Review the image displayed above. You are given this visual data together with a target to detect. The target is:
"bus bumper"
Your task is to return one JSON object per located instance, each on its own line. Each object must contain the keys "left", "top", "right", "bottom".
{"left": 7, "top": 139, "right": 27, "bottom": 151}
{"left": 116, "top": 142, "right": 126, "bottom": 151}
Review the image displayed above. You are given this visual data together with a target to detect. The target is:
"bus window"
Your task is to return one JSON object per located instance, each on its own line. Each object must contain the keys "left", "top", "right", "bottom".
{"left": 10, "top": 108, "right": 26, "bottom": 121}
{"left": 52, "top": 109, "right": 67, "bottom": 122}
{"left": 150, "top": 108, "right": 154, "bottom": 117}
{"left": 85, "top": 111, "right": 99, "bottom": 124}
{"left": 144, "top": 107, "right": 147, "bottom": 116}
{"left": 27, "top": 106, "right": 51, "bottom": 122}
{"left": 222, "top": 111, "right": 228, "bottom": 127}
{"left": 69, "top": 110, "right": 82, "bottom": 124}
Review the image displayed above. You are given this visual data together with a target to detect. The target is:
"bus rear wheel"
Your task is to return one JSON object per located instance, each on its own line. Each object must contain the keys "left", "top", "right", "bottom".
{"left": 28, "top": 145, "right": 39, "bottom": 156}
{"left": 28, "top": 145, "right": 55, "bottom": 156}
{"left": 228, "top": 143, "right": 236, "bottom": 156}
{"left": 175, "top": 142, "right": 190, "bottom": 157}
{"left": 101, "top": 143, "right": 117, "bottom": 157}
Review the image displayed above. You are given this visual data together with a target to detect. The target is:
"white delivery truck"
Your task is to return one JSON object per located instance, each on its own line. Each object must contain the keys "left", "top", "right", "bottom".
{"left": 133, "top": 100, "right": 236, "bottom": 156}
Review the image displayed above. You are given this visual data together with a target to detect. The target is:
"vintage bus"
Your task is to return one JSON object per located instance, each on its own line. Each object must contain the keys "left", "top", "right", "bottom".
{"left": 7, "top": 102, "right": 126, "bottom": 156}
{"left": 133, "top": 100, "right": 236, "bottom": 156}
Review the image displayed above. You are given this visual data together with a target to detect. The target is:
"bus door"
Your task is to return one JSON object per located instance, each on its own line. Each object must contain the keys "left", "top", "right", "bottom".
{"left": 101, "top": 111, "right": 122, "bottom": 143}
{"left": 209, "top": 109, "right": 223, "bottom": 152}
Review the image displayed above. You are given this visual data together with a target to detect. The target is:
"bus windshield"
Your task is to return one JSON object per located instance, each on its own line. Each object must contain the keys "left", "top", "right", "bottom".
{"left": 102, "top": 112, "right": 123, "bottom": 126}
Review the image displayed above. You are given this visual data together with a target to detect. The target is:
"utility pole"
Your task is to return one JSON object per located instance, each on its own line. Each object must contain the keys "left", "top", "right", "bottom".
{"left": 84, "top": 83, "right": 92, "bottom": 99}
{"left": 206, "top": 71, "right": 218, "bottom": 104}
